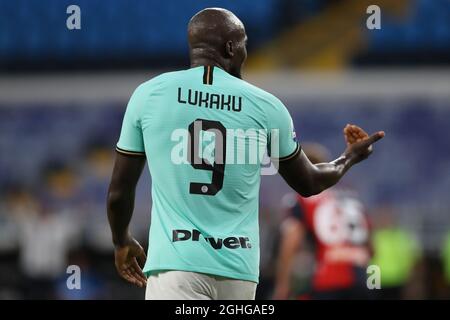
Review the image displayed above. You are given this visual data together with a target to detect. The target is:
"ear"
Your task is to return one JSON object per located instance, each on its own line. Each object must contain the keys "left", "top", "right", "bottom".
{"left": 226, "top": 40, "right": 234, "bottom": 57}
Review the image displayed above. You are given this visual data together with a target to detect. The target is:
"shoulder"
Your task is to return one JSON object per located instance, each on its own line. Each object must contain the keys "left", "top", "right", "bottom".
{"left": 236, "top": 78, "right": 284, "bottom": 107}
{"left": 137, "top": 70, "right": 184, "bottom": 91}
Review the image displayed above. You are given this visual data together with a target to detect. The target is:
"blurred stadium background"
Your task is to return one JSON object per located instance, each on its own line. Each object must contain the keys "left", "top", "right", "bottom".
{"left": 1, "top": 0, "right": 450, "bottom": 299}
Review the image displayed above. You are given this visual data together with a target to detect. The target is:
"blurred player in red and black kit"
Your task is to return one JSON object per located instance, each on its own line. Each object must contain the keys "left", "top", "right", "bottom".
{"left": 273, "top": 143, "right": 373, "bottom": 300}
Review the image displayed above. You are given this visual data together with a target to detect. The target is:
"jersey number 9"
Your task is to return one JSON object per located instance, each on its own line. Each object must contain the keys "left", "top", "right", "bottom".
{"left": 188, "top": 119, "right": 227, "bottom": 196}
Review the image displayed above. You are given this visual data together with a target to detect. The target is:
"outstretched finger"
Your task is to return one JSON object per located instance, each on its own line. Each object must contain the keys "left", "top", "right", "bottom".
{"left": 362, "top": 131, "right": 385, "bottom": 147}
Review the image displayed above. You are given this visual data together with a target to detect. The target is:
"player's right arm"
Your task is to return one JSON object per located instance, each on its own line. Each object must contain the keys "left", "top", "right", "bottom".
{"left": 108, "top": 153, "right": 147, "bottom": 287}
{"left": 107, "top": 84, "right": 148, "bottom": 287}
{"left": 278, "top": 124, "right": 384, "bottom": 197}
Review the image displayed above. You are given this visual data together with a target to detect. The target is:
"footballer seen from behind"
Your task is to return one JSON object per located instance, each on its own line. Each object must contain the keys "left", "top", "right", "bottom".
{"left": 106, "top": 7, "right": 385, "bottom": 300}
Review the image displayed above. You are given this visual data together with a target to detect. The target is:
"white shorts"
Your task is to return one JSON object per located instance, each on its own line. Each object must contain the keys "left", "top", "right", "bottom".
{"left": 145, "top": 270, "right": 257, "bottom": 300}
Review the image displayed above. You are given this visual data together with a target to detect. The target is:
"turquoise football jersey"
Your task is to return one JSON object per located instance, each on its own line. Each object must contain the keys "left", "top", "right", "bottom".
{"left": 117, "top": 66, "right": 299, "bottom": 283}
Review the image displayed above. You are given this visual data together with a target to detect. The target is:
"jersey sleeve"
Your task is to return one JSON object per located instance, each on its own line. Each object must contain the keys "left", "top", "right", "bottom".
{"left": 266, "top": 97, "right": 300, "bottom": 160}
{"left": 116, "top": 85, "right": 147, "bottom": 156}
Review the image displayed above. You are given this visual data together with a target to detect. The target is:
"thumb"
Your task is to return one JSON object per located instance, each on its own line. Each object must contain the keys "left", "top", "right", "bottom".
{"left": 136, "top": 247, "right": 147, "bottom": 267}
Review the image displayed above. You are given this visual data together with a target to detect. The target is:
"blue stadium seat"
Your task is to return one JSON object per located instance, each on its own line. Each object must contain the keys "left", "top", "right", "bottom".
{"left": 0, "top": 0, "right": 278, "bottom": 62}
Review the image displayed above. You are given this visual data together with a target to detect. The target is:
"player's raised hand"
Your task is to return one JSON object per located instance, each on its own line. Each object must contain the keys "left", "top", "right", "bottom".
{"left": 343, "top": 124, "right": 385, "bottom": 164}
{"left": 114, "top": 236, "right": 147, "bottom": 288}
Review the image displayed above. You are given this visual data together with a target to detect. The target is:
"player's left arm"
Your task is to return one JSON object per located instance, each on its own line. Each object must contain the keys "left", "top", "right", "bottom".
{"left": 278, "top": 124, "right": 384, "bottom": 197}
{"left": 267, "top": 98, "right": 384, "bottom": 197}
{"left": 107, "top": 153, "right": 147, "bottom": 287}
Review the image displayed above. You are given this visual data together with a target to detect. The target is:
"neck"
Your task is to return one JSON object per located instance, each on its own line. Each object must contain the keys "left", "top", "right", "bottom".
{"left": 191, "top": 57, "right": 226, "bottom": 70}
{"left": 190, "top": 56, "right": 241, "bottom": 79}
{"left": 190, "top": 47, "right": 230, "bottom": 71}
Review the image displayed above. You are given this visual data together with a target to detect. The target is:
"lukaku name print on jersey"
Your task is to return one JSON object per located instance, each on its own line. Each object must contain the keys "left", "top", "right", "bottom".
{"left": 177, "top": 87, "right": 242, "bottom": 112}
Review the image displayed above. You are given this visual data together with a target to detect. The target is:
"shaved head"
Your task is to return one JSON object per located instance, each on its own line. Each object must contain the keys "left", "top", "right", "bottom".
{"left": 188, "top": 8, "right": 247, "bottom": 78}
